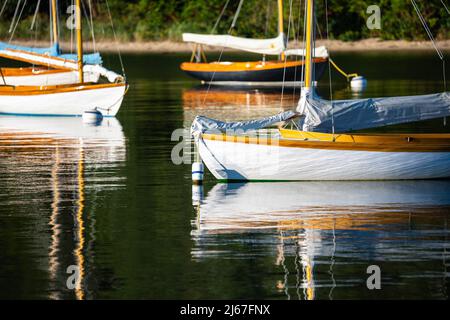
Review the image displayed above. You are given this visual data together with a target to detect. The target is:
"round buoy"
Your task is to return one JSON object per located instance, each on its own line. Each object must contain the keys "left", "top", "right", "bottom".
{"left": 82, "top": 108, "right": 103, "bottom": 124}
{"left": 350, "top": 76, "right": 367, "bottom": 92}
{"left": 192, "top": 162, "right": 204, "bottom": 184}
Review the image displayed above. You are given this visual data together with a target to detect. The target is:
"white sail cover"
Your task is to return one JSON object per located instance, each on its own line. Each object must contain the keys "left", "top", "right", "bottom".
{"left": 284, "top": 46, "right": 329, "bottom": 58}
{"left": 191, "top": 111, "right": 297, "bottom": 136}
{"left": 0, "top": 48, "right": 123, "bottom": 83}
{"left": 183, "top": 33, "right": 285, "bottom": 55}
{"left": 297, "top": 91, "right": 450, "bottom": 132}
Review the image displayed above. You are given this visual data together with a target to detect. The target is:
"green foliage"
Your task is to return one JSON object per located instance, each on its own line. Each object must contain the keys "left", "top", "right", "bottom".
{"left": 0, "top": 0, "right": 448, "bottom": 42}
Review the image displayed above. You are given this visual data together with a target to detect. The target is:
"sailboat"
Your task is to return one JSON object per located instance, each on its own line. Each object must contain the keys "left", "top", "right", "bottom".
{"left": 180, "top": 0, "right": 328, "bottom": 87}
{"left": 0, "top": 0, "right": 127, "bottom": 116}
{"left": 0, "top": 0, "right": 101, "bottom": 86}
{"left": 191, "top": 0, "right": 450, "bottom": 180}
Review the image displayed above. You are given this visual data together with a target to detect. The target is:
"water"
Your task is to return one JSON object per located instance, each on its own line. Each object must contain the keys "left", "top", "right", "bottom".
{"left": 0, "top": 51, "right": 449, "bottom": 299}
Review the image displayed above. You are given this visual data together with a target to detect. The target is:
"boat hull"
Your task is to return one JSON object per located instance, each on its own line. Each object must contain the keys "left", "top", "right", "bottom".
{"left": 197, "top": 135, "right": 450, "bottom": 181}
{"left": 181, "top": 59, "right": 327, "bottom": 84}
{"left": 0, "top": 83, "right": 127, "bottom": 116}
{"left": 1, "top": 67, "right": 100, "bottom": 86}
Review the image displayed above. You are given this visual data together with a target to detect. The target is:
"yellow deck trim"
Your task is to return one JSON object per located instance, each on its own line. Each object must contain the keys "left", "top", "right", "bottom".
{"left": 202, "top": 130, "right": 450, "bottom": 152}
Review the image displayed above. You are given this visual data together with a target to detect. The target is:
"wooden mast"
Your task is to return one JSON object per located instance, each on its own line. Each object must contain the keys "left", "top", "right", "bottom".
{"left": 304, "top": 0, "right": 314, "bottom": 90}
{"left": 277, "top": 0, "right": 285, "bottom": 60}
{"left": 76, "top": 0, "right": 84, "bottom": 83}
{"left": 51, "top": 0, "right": 59, "bottom": 45}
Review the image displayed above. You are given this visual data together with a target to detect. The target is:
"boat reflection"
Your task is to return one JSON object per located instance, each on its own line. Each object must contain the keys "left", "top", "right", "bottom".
{"left": 182, "top": 86, "right": 300, "bottom": 124}
{"left": 192, "top": 181, "right": 450, "bottom": 299}
{"left": 0, "top": 116, "right": 126, "bottom": 299}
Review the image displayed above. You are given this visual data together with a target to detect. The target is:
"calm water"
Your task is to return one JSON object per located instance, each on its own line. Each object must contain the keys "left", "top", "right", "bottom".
{"left": 0, "top": 51, "right": 449, "bottom": 299}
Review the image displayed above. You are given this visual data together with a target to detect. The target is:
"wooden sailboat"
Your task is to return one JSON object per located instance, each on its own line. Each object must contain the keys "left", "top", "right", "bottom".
{"left": 180, "top": 0, "right": 328, "bottom": 87}
{"left": 0, "top": 0, "right": 100, "bottom": 86}
{"left": 192, "top": 0, "right": 450, "bottom": 181}
{"left": 0, "top": 0, "right": 127, "bottom": 117}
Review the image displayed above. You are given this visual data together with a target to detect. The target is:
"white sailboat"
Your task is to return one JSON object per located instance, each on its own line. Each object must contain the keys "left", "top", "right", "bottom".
{"left": 191, "top": 0, "right": 450, "bottom": 181}
{"left": 0, "top": 0, "right": 127, "bottom": 117}
{"left": 0, "top": 0, "right": 101, "bottom": 86}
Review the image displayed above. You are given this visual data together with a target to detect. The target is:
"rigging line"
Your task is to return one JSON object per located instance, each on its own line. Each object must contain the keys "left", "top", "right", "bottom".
{"left": 30, "top": 0, "right": 42, "bottom": 30}
{"left": 105, "top": 0, "right": 126, "bottom": 78}
{"left": 9, "top": 0, "right": 27, "bottom": 43}
{"left": 300, "top": 0, "right": 307, "bottom": 86}
{"left": 81, "top": 0, "right": 97, "bottom": 52}
{"left": 411, "top": 0, "right": 443, "bottom": 60}
{"left": 230, "top": 0, "right": 244, "bottom": 32}
{"left": 88, "top": 0, "right": 97, "bottom": 52}
{"left": 202, "top": 0, "right": 244, "bottom": 106}
{"left": 0, "top": 0, "right": 8, "bottom": 17}
{"left": 441, "top": 0, "right": 450, "bottom": 15}
{"left": 281, "top": 0, "right": 295, "bottom": 108}
{"left": 410, "top": 0, "right": 446, "bottom": 90}
{"left": 211, "top": 0, "right": 231, "bottom": 34}
{"left": 8, "top": 0, "right": 21, "bottom": 34}
{"left": 292, "top": 0, "right": 303, "bottom": 100}
{"left": 325, "top": 0, "right": 334, "bottom": 138}
{"left": 264, "top": 0, "right": 271, "bottom": 37}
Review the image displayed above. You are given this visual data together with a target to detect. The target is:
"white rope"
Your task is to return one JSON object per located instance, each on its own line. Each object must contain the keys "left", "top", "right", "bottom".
{"left": 411, "top": 0, "right": 446, "bottom": 90}
{"left": 211, "top": 0, "right": 231, "bottom": 34}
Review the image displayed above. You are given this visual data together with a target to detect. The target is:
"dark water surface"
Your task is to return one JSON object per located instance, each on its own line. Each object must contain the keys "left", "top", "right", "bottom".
{"left": 0, "top": 51, "right": 449, "bottom": 299}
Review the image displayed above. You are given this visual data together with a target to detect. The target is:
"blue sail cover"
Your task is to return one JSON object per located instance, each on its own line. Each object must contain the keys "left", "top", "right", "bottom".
{"left": 0, "top": 42, "right": 102, "bottom": 65}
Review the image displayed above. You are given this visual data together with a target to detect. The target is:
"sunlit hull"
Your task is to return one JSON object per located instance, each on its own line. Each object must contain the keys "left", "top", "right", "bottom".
{"left": 197, "top": 131, "right": 450, "bottom": 181}
{"left": 1, "top": 67, "right": 100, "bottom": 86}
{"left": 0, "top": 83, "right": 127, "bottom": 116}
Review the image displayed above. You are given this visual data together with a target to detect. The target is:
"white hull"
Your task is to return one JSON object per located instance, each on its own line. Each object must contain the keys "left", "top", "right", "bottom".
{"left": 3, "top": 70, "right": 100, "bottom": 86}
{"left": 198, "top": 137, "right": 450, "bottom": 180}
{"left": 0, "top": 84, "right": 126, "bottom": 117}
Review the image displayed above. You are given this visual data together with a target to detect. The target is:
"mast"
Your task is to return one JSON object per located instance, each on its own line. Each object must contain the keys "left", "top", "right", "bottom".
{"left": 277, "top": 0, "right": 285, "bottom": 60}
{"left": 76, "top": 0, "right": 84, "bottom": 83}
{"left": 304, "top": 0, "right": 314, "bottom": 91}
{"left": 51, "top": 0, "right": 59, "bottom": 46}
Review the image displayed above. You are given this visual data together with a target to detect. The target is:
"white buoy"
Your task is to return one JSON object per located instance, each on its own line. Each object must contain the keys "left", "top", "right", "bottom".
{"left": 350, "top": 76, "right": 367, "bottom": 92}
{"left": 82, "top": 108, "right": 103, "bottom": 124}
{"left": 192, "top": 162, "right": 204, "bottom": 184}
{"left": 192, "top": 184, "right": 204, "bottom": 206}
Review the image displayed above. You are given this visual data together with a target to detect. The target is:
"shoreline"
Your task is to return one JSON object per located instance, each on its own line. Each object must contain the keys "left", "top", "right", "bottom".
{"left": 4, "top": 38, "right": 450, "bottom": 53}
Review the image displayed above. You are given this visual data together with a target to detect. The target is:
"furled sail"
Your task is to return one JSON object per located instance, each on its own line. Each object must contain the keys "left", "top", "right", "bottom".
{"left": 0, "top": 48, "right": 122, "bottom": 83}
{"left": 191, "top": 111, "right": 297, "bottom": 136}
{"left": 183, "top": 33, "right": 286, "bottom": 55}
{"left": 284, "top": 46, "right": 329, "bottom": 58}
{"left": 297, "top": 92, "right": 450, "bottom": 132}
{"left": 0, "top": 42, "right": 102, "bottom": 65}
